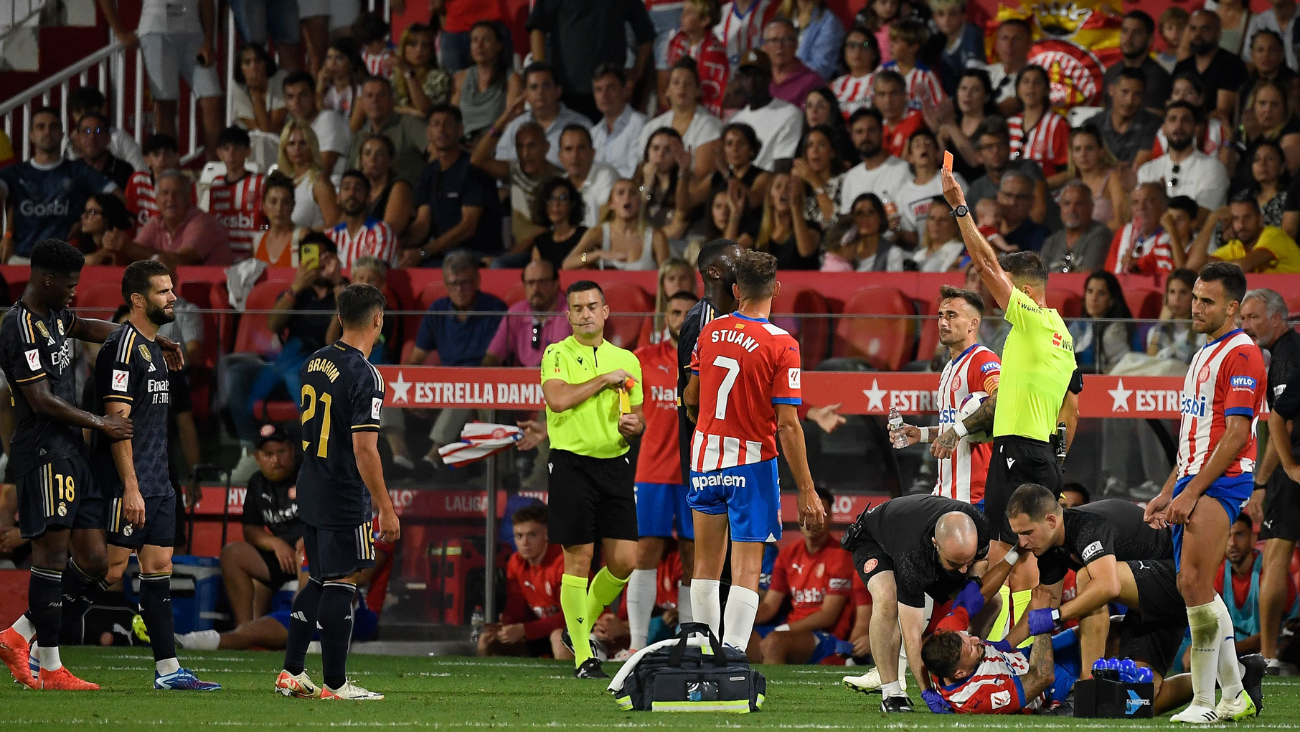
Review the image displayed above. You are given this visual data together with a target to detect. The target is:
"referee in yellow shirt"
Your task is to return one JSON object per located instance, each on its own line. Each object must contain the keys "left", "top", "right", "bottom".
{"left": 541, "top": 281, "right": 645, "bottom": 680}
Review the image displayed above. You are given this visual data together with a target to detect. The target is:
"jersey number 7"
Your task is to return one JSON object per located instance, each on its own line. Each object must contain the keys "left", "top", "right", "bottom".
{"left": 713, "top": 356, "right": 740, "bottom": 420}
{"left": 301, "top": 384, "right": 333, "bottom": 458}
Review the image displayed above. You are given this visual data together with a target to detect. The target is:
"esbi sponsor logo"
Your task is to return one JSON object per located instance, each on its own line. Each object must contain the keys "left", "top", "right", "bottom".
{"left": 216, "top": 212, "right": 257, "bottom": 230}
{"left": 1180, "top": 393, "right": 1207, "bottom": 417}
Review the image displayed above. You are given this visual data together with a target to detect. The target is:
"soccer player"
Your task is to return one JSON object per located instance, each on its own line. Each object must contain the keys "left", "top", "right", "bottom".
{"left": 682, "top": 249, "right": 824, "bottom": 656}
{"left": 1145, "top": 262, "right": 1266, "bottom": 723}
{"left": 892, "top": 285, "right": 1000, "bottom": 505}
{"left": 627, "top": 290, "right": 699, "bottom": 653}
{"left": 0, "top": 240, "right": 164, "bottom": 690}
{"left": 274, "top": 283, "right": 401, "bottom": 701}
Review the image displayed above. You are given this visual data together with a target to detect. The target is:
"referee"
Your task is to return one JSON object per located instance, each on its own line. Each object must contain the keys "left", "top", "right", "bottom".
{"left": 541, "top": 281, "right": 645, "bottom": 680}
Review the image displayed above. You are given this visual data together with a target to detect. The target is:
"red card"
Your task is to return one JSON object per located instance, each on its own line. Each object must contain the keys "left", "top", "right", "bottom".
{"left": 943, "top": 151, "right": 953, "bottom": 172}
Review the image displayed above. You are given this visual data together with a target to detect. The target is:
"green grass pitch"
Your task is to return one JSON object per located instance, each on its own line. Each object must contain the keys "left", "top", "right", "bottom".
{"left": 4, "top": 648, "right": 1300, "bottom": 730}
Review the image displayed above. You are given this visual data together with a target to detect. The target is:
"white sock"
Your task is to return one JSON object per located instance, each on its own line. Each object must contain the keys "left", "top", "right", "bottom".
{"left": 157, "top": 657, "right": 181, "bottom": 675}
{"left": 177, "top": 629, "right": 220, "bottom": 651}
{"left": 10, "top": 615, "right": 36, "bottom": 643}
{"left": 1213, "top": 595, "right": 1245, "bottom": 700}
{"left": 721, "top": 586, "right": 759, "bottom": 651}
{"left": 690, "top": 579, "right": 721, "bottom": 638}
{"left": 677, "top": 582, "right": 693, "bottom": 624}
{"left": 39, "top": 645, "right": 61, "bottom": 672}
{"left": 626, "top": 569, "right": 657, "bottom": 650}
{"left": 1187, "top": 600, "right": 1221, "bottom": 709}
{"left": 29, "top": 642, "right": 38, "bottom": 664}
{"left": 881, "top": 680, "right": 902, "bottom": 697}
{"left": 392, "top": 455, "right": 414, "bottom": 470}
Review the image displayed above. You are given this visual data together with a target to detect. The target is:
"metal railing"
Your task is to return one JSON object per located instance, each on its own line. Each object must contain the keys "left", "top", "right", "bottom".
{"left": 0, "top": 0, "right": 46, "bottom": 45}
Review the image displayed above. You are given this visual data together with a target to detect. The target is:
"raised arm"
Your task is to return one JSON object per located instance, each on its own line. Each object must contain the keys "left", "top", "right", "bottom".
{"left": 941, "top": 167, "right": 1013, "bottom": 309}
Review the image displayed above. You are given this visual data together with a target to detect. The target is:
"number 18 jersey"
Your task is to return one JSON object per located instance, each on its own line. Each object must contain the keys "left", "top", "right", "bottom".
{"left": 689, "top": 313, "right": 801, "bottom": 473}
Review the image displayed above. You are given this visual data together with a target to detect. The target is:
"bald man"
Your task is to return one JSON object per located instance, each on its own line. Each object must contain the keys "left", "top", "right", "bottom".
{"left": 840, "top": 494, "right": 993, "bottom": 712}
{"left": 1171, "top": 10, "right": 1247, "bottom": 125}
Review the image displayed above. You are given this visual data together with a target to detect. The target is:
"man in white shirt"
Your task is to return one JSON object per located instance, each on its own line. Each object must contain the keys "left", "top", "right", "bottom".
{"left": 1242, "top": 0, "right": 1299, "bottom": 71}
{"left": 985, "top": 19, "right": 1032, "bottom": 117}
{"left": 838, "top": 107, "right": 911, "bottom": 215}
{"left": 559, "top": 125, "right": 619, "bottom": 228}
{"left": 494, "top": 63, "right": 592, "bottom": 167}
{"left": 724, "top": 50, "right": 802, "bottom": 170}
{"left": 283, "top": 72, "right": 351, "bottom": 182}
{"left": 590, "top": 64, "right": 647, "bottom": 179}
{"left": 1136, "top": 101, "right": 1230, "bottom": 215}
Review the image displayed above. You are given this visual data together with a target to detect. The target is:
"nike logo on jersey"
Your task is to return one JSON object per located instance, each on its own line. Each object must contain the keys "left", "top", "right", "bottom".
{"left": 1006, "top": 458, "right": 1015, "bottom": 469}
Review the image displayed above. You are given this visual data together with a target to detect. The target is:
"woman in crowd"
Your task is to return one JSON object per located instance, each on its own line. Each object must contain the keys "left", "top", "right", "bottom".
{"left": 392, "top": 23, "right": 452, "bottom": 119}
{"left": 1145, "top": 267, "right": 1201, "bottom": 362}
{"left": 782, "top": 0, "right": 846, "bottom": 80}
{"left": 793, "top": 125, "right": 847, "bottom": 226}
{"left": 830, "top": 26, "right": 881, "bottom": 116}
{"left": 636, "top": 128, "right": 693, "bottom": 246}
{"left": 563, "top": 180, "right": 669, "bottom": 270}
{"left": 73, "top": 193, "right": 133, "bottom": 265}
{"left": 1009, "top": 65, "right": 1070, "bottom": 183}
{"left": 682, "top": 123, "right": 770, "bottom": 239}
{"left": 651, "top": 258, "right": 698, "bottom": 340}
{"left": 927, "top": 69, "right": 995, "bottom": 183}
{"left": 848, "top": 192, "right": 904, "bottom": 270}
{"left": 911, "top": 197, "right": 966, "bottom": 271}
{"left": 641, "top": 59, "right": 723, "bottom": 177}
{"left": 1071, "top": 271, "right": 1134, "bottom": 374}
{"left": 1214, "top": 0, "right": 1251, "bottom": 54}
{"left": 452, "top": 22, "right": 520, "bottom": 140}
{"left": 250, "top": 174, "right": 309, "bottom": 267}
{"left": 896, "top": 129, "right": 963, "bottom": 247}
{"left": 359, "top": 134, "right": 414, "bottom": 240}
{"left": 277, "top": 120, "right": 339, "bottom": 230}
{"left": 1065, "top": 126, "right": 1127, "bottom": 232}
{"left": 754, "top": 170, "right": 822, "bottom": 270}
{"left": 530, "top": 177, "right": 588, "bottom": 271}
{"left": 233, "top": 43, "right": 288, "bottom": 134}
{"left": 317, "top": 38, "right": 366, "bottom": 131}
{"left": 802, "top": 88, "right": 858, "bottom": 166}
{"left": 1235, "top": 79, "right": 1300, "bottom": 185}
{"left": 1238, "top": 30, "right": 1300, "bottom": 123}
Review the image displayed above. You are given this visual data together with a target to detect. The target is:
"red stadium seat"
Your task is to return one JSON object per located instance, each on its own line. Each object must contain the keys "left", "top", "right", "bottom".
{"left": 1124, "top": 288, "right": 1163, "bottom": 320}
{"left": 234, "top": 281, "right": 290, "bottom": 358}
{"left": 504, "top": 282, "right": 526, "bottom": 306}
{"left": 834, "top": 286, "right": 917, "bottom": 371}
{"left": 1046, "top": 290, "right": 1082, "bottom": 319}
{"left": 74, "top": 280, "right": 126, "bottom": 320}
{"left": 601, "top": 283, "right": 653, "bottom": 350}
{"left": 771, "top": 287, "right": 830, "bottom": 369}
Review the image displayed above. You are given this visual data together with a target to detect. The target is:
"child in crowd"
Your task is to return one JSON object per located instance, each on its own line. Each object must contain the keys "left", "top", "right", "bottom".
{"left": 975, "top": 198, "right": 1014, "bottom": 252}
{"left": 1157, "top": 6, "right": 1190, "bottom": 73}
{"left": 354, "top": 12, "right": 395, "bottom": 78}
{"left": 856, "top": 0, "right": 902, "bottom": 64}
{"left": 882, "top": 18, "right": 946, "bottom": 110}
{"left": 820, "top": 218, "right": 859, "bottom": 271}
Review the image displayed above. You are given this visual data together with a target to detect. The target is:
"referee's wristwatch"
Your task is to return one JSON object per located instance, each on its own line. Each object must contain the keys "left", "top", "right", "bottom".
{"left": 951, "top": 204, "right": 969, "bottom": 218}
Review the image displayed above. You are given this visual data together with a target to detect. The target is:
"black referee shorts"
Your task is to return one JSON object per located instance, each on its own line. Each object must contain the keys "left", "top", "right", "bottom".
{"left": 547, "top": 449, "right": 638, "bottom": 546}
{"left": 1261, "top": 469, "right": 1300, "bottom": 542}
{"left": 984, "top": 435, "right": 1062, "bottom": 543}
{"left": 1119, "top": 559, "right": 1187, "bottom": 677}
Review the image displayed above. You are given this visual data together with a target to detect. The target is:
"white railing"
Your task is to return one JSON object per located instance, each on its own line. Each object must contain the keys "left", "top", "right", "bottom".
{"left": 1, "top": 0, "right": 46, "bottom": 44}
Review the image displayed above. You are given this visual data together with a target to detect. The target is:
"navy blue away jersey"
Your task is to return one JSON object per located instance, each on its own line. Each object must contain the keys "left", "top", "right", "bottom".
{"left": 91, "top": 322, "right": 173, "bottom": 498}
{"left": 0, "top": 302, "right": 84, "bottom": 478}
{"left": 0, "top": 159, "right": 116, "bottom": 258}
{"left": 296, "top": 341, "right": 386, "bottom": 530}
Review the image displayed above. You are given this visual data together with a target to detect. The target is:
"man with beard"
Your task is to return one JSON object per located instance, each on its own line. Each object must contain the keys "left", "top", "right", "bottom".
{"left": 1102, "top": 11, "right": 1171, "bottom": 115}
{"left": 1191, "top": 193, "right": 1300, "bottom": 274}
{"left": 1086, "top": 69, "right": 1163, "bottom": 166}
{"left": 328, "top": 170, "right": 398, "bottom": 269}
{"left": 1137, "top": 102, "right": 1230, "bottom": 216}
{"left": 1172, "top": 11, "right": 1247, "bottom": 125}
{"left": 965, "top": 117, "right": 1048, "bottom": 226}
{"left": 95, "top": 261, "right": 219, "bottom": 691}
{"left": 837, "top": 108, "right": 911, "bottom": 215}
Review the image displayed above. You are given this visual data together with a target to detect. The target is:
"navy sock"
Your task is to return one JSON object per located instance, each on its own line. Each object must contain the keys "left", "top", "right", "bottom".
{"left": 283, "top": 579, "right": 323, "bottom": 676}
{"left": 138, "top": 573, "right": 177, "bottom": 664}
{"left": 60, "top": 559, "right": 107, "bottom": 638}
{"left": 318, "top": 582, "right": 357, "bottom": 690}
{"left": 29, "top": 568, "right": 63, "bottom": 650}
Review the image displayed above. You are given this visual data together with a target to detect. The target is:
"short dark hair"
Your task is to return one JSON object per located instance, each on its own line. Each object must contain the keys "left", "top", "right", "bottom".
{"left": 341, "top": 168, "right": 370, "bottom": 192}
{"left": 873, "top": 69, "right": 905, "bottom": 91}
{"left": 264, "top": 172, "right": 295, "bottom": 201}
{"left": 566, "top": 280, "right": 605, "bottom": 303}
{"left": 31, "top": 107, "right": 60, "bottom": 126}
{"left": 361, "top": 75, "right": 393, "bottom": 94}
{"left": 721, "top": 122, "right": 762, "bottom": 158}
{"left": 669, "top": 56, "right": 700, "bottom": 82}
{"left": 216, "top": 125, "right": 251, "bottom": 149}
{"left": 697, "top": 238, "right": 738, "bottom": 275}
{"left": 1125, "top": 9, "right": 1156, "bottom": 36}
{"left": 1168, "top": 195, "right": 1198, "bottom": 219}
{"left": 300, "top": 230, "right": 338, "bottom": 256}
{"left": 1001, "top": 251, "right": 1048, "bottom": 288}
{"left": 75, "top": 112, "right": 110, "bottom": 132}
{"left": 1006, "top": 483, "right": 1061, "bottom": 521}
{"left": 512, "top": 504, "right": 548, "bottom": 526}
{"left": 283, "top": 70, "right": 316, "bottom": 92}
{"left": 734, "top": 249, "right": 778, "bottom": 301}
{"left": 1061, "top": 482, "right": 1091, "bottom": 505}
{"left": 560, "top": 123, "right": 593, "bottom": 146}
{"left": 1116, "top": 67, "right": 1147, "bottom": 88}
{"left": 999, "top": 17, "right": 1032, "bottom": 35}
{"left": 814, "top": 486, "right": 834, "bottom": 507}
{"left": 1230, "top": 188, "right": 1261, "bottom": 210}
{"left": 1234, "top": 513, "right": 1254, "bottom": 529}
{"left": 938, "top": 285, "right": 984, "bottom": 315}
{"left": 337, "top": 283, "right": 387, "bottom": 327}
{"left": 122, "top": 260, "right": 169, "bottom": 305}
{"left": 974, "top": 115, "right": 1010, "bottom": 144}
{"left": 921, "top": 631, "right": 965, "bottom": 680}
{"left": 668, "top": 290, "right": 700, "bottom": 306}
{"left": 524, "top": 61, "right": 559, "bottom": 87}
{"left": 142, "top": 133, "right": 179, "bottom": 156}
{"left": 848, "top": 107, "right": 883, "bottom": 129}
{"left": 1165, "top": 100, "right": 1200, "bottom": 119}
{"left": 30, "top": 239, "right": 85, "bottom": 275}
{"left": 352, "top": 11, "right": 390, "bottom": 44}
{"left": 427, "top": 102, "right": 463, "bottom": 126}
{"left": 1168, "top": 267, "right": 1197, "bottom": 292}
{"left": 1198, "top": 262, "right": 1248, "bottom": 305}
{"left": 592, "top": 62, "right": 626, "bottom": 85}
{"left": 67, "top": 86, "right": 107, "bottom": 115}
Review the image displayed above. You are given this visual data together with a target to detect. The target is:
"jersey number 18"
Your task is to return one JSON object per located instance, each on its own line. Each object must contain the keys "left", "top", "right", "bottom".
{"left": 300, "top": 384, "right": 333, "bottom": 458}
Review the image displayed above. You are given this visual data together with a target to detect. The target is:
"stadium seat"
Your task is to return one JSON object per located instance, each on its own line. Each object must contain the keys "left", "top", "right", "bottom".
{"left": 1124, "top": 288, "right": 1163, "bottom": 320}
{"left": 504, "top": 282, "right": 526, "bottom": 306}
{"left": 234, "top": 281, "right": 290, "bottom": 358}
{"left": 600, "top": 282, "right": 652, "bottom": 350}
{"left": 74, "top": 279, "right": 126, "bottom": 320}
{"left": 771, "top": 286, "right": 830, "bottom": 369}
{"left": 834, "top": 286, "right": 917, "bottom": 371}
{"left": 1046, "top": 290, "right": 1082, "bottom": 319}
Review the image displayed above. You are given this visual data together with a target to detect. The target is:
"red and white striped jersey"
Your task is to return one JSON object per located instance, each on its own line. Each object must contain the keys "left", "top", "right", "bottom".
{"left": 1176, "top": 330, "right": 1266, "bottom": 479}
{"left": 328, "top": 218, "right": 398, "bottom": 268}
{"left": 934, "top": 344, "right": 1000, "bottom": 504}
{"left": 689, "top": 313, "right": 801, "bottom": 472}
{"left": 362, "top": 46, "right": 393, "bottom": 77}
{"left": 1104, "top": 223, "right": 1174, "bottom": 275}
{"left": 1008, "top": 111, "right": 1070, "bottom": 177}
{"left": 936, "top": 636, "right": 1040, "bottom": 714}
{"left": 880, "top": 61, "right": 947, "bottom": 110}
{"left": 207, "top": 172, "right": 265, "bottom": 260}
{"left": 666, "top": 30, "right": 731, "bottom": 117}
{"left": 831, "top": 73, "right": 874, "bottom": 117}
{"left": 125, "top": 171, "right": 159, "bottom": 228}
{"left": 1153, "top": 117, "right": 1224, "bottom": 158}
{"left": 715, "top": 0, "right": 779, "bottom": 71}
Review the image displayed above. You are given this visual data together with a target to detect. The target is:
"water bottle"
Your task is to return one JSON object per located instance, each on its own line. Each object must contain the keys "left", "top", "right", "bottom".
{"left": 1118, "top": 658, "right": 1138, "bottom": 683}
{"left": 1135, "top": 666, "right": 1154, "bottom": 683}
{"left": 470, "top": 605, "right": 485, "bottom": 642}
{"left": 888, "top": 407, "right": 906, "bottom": 449}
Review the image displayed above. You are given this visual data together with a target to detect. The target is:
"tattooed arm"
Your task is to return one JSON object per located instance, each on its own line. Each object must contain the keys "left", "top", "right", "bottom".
{"left": 931, "top": 392, "right": 997, "bottom": 460}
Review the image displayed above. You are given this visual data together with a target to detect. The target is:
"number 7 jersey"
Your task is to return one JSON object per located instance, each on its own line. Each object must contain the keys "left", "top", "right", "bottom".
{"left": 689, "top": 313, "right": 801, "bottom": 472}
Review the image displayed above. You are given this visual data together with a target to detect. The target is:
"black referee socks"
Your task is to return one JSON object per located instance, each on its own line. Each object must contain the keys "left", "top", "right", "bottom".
{"left": 139, "top": 573, "right": 176, "bottom": 663}
{"left": 318, "top": 582, "right": 357, "bottom": 690}
{"left": 29, "top": 568, "right": 63, "bottom": 649}
{"left": 283, "top": 578, "right": 323, "bottom": 676}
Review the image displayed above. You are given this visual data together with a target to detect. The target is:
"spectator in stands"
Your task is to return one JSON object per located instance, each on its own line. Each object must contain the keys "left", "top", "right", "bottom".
{"left": 926, "top": 69, "right": 995, "bottom": 184}
{"left": 727, "top": 50, "right": 804, "bottom": 169}
{"left": 250, "top": 174, "right": 308, "bottom": 267}
{"left": 932, "top": 0, "right": 984, "bottom": 94}
{"left": 1172, "top": 10, "right": 1248, "bottom": 125}
{"left": 71, "top": 112, "right": 135, "bottom": 190}
{"left": 1234, "top": 80, "right": 1300, "bottom": 188}
{"left": 1145, "top": 267, "right": 1201, "bottom": 362}
{"left": 0, "top": 108, "right": 118, "bottom": 263}
{"left": 325, "top": 255, "right": 401, "bottom": 365}
{"left": 749, "top": 488, "right": 855, "bottom": 664}
{"left": 855, "top": 0, "right": 899, "bottom": 65}
{"left": 479, "top": 505, "right": 569, "bottom": 659}
{"left": 277, "top": 119, "right": 340, "bottom": 230}
{"left": 997, "top": 170, "right": 1049, "bottom": 252}
{"left": 206, "top": 126, "right": 265, "bottom": 263}
{"left": 72, "top": 192, "right": 133, "bottom": 266}
{"left": 793, "top": 125, "right": 846, "bottom": 227}
{"left": 346, "top": 76, "right": 429, "bottom": 187}
{"left": 317, "top": 37, "right": 366, "bottom": 127}
{"left": 1104, "top": 182, "right": 1175, "bottom": 274}
{"left": 640, "top": 59, "right": 724, "bottom": 176}
{"left": 125, "top": 133, "right": 179, "bottom": 228}
{"left": 839, "top": 108, "right": 910, "bottom": 214}
{"left": 99, "top": 0, "right": 224, "bottom": 161}
{"left": 831, "top": 26, "right": 881, "bottom": 117}
{"left": 873, "top": 70, "right": 925, "bottom": 160}
{"left": 559, "top": 125, "right": 619, "bottom": 229}
{"left": 300, "top": 0, "right": 361, "bottom": 78}
{"left": 634, "top": 129, "right": 693, "bottom": 247}
{"left": 393, "top": 24, "right": 453, "bottom": 119}
{"left": 987, "top": 19, "right": 1032, "bottom": 116}
{"left": 1059, "top": 483, "right": 1090, "bottom": 508}
{"left": 1070, "top": 271, "right": 1134, "bottom": 374}
{"left": 650, "top": 258, "right": 697, "bottom": 338}
{"left": 848, "top": 193, "right": 904, "bottom": 271}
{"left": 1137, "top": 102, "right": 1231, "bottom": 215}
{"left": 783, "top": 0, "right": 844, "bottom": 81}
{"left": 911, "top": 197, "right": 966, "bottom": 271}
{"left": 491, "top": 63, "right": 592, "bottom": 167}
{"left": 591, "top": 65, "right": 648, "bottom": 179}
{"left": 354, "top": 11, "right": 395, "bottom": 77}
{"left": 1157, "top": 7, "right": 1191, "bottom": 73}
{"left": 484, "top": 261, "right": 568, "bottom": 367}
{"left": 526, "top": 0, "right": 656, "bottom": 122}
{"left": 1103, "top": 11, "right": 1172, "bottom": 114}
{"left": 663, "top": 0, "right": 729, "bottom": 117}
{"left": 966, "top": 117, "right": 1048, "bottom": 225}
{"left": 1040, "top": 181, "right": 1113, "bottom": 273}
{"left": 680, "top": 122, "right": 768, "bottom": 241}
{"left": 1008, "top": 66, "right": 1069, "bottom": 183}
{"left": 802, "top": 87, "right": 855, "bottom": 162}
{"left": 328, "top": 170, "right": 398, "bottom": 267}
{"left": 401, "top": 105, "right": 504, "bottom": 266}
{"left": 563, "top": 180, "right": 670, "bottom": 269}
{"left": 1214, "top": 0, "right": 1251, "bottom": 55}
{"left": 284, "top": 71, "right": 352, "bottom": 180}
{"left": 1161, "top": 196, "right": 1199, "bottom": 271}
{"left": 62, "top": 86, "right": 146, "bottom": 172}
{"left": 452, "top": 22, "right": 520, "bottom": 140}
{"left": 234, "top": 43, "right": 289, "bottom": 140}
{"left": 221, "top": 425, "right": 302, "bottom": 626}
{"left": 1237, "top": 30, "right": 1299, "bottom": 126}
{"left": 110, "top": 170, "right": 232, "bottom": 265}
{"left": 1085, "top": 67, "right": 1163, "bottom": 168}
{"left": 1243, "top": 0, "right": 1300, "bottom": 71}
{"left": 355, "top": 134, "right": 413, "bottom": 240}
{"left": 473, "top": 121, "right": 562, "bottom": 260}
{"left": 897, "top": 128, "right": 962, "bottom": 246}
{"left": 1246, "top": 140, "right": 1291, "bottom": 228}
{"left": 227, "top": 0, "right": 303, "bottom": 73}
{"left": 437, "top": 0, "right": 511, "bottom": 74}
{"left": 1062, "top": 126, "right": 1128, "bottom": 232}
{"left": 1189, "top": 191, "right": 1300, "bottom": 273}
{"left": 881, "top": 18, "right": 946, "bottom": 110}
{"left": 752, "top": 169, "right": 821, "bottom": 270}
{"left": 1155, "top": 74, "right": 1227, "bottom": 161}
{"left": 529, "top": 177, "right": 588, "bottom": 270}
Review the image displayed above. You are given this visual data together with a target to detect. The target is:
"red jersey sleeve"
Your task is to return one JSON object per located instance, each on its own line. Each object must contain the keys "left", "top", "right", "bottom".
{"left": 1103, "top": 229, "right": 1125, "bottom": 274}
{"left": 1048, "top": 119, "right": 1069, "bottom": 171}
{"left": 502, "top": 557, "right": 530, "bottom": 626}
{"left": 935, "top": 607, "right": 971, "bottom": 633}
{"left": 770, "top": 337, "right": 802, "bottom": 405}
{"left": 966, "top": 349, "right": 1001, "bottom": 395}
{"left": 1222, "top": 346, "right": 1266, "bottom": 419}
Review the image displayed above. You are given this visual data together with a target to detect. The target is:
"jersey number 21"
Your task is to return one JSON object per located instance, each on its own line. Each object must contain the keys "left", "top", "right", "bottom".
{"left": 301, "top": 384, "right": 332, "bottom": 458}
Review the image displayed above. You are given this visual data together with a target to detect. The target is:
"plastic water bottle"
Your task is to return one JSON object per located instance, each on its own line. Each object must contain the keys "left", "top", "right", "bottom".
{"left": 470, "top": 606, "right": 484, "bottom": 642}
{"left": 1118, "top": 658, "right": 1138, "bottom": 683}
{"left": 888, "top": 407, "right": 906, "bottom": 449}
{"left": 1135, "top": 666, "right": 1153, "bottom": 683}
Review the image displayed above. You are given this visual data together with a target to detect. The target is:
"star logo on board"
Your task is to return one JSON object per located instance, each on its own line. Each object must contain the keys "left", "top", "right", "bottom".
{"left": 391, "top": 371, "right": 411, "bottom": 403}
{"left": 863, "top": 379, "right": 888, "bottom": 412}
{"left": 1109, "top": 379, "right": 1133, "bottom": 413}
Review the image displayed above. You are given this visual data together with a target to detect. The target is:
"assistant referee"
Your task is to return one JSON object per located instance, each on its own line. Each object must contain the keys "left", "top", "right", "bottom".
{"left": 541, "top": 280, "right": 645, "bottom": 680}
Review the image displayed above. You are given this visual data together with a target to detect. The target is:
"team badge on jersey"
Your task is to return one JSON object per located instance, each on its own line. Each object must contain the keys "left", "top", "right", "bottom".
{"left": 138, "top": 344, "right": 152, "bottom": 362}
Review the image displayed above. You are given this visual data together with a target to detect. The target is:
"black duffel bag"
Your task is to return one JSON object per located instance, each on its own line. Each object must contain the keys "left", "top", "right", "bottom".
{"left": 611, "top": 623, "right": 765, "bottom": 713}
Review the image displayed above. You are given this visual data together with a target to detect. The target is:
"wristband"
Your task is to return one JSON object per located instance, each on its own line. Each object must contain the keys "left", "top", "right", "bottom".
{"left": 952, "top": 421, "right": 968, "bottom": 439}
{"left": 919, "top": 427, "right": 931, "bottom": 443}
{"left": 1003, "top": 547, "right": 1019, "bottom": 565}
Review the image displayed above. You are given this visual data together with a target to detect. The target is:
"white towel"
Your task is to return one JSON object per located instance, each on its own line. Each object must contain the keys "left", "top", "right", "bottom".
{"left": 437, "top": 423, "right": 523, "bottom": 468}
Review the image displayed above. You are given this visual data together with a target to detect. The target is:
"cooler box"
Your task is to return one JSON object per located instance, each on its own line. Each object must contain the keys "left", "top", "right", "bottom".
{"left": 127, "top": 556, "right": 224, "bottom": 634}
{"left": 428, "top": 539, "right": 485, "bottom": 625}
{"left": 1074, "top": 677, "right": 1155, "bottom": 718}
